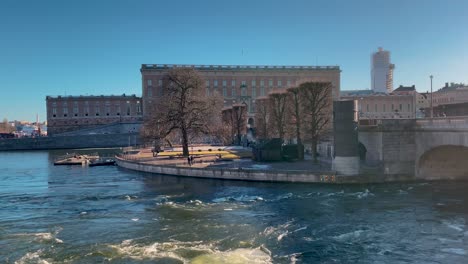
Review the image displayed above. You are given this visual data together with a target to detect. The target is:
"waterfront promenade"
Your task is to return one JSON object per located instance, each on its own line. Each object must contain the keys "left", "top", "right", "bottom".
{"left": 115, "top": 147, "right": 418, "bottom": 184}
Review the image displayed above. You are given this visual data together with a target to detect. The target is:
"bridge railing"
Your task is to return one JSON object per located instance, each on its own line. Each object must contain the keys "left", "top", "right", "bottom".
{"left": 416, "top": 116, "right": 468, "bottom": 129}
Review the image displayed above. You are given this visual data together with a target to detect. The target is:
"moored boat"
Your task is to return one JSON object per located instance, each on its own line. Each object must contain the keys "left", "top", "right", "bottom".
{"left": 89, "top": 158, "right": 116, "bottom": 167}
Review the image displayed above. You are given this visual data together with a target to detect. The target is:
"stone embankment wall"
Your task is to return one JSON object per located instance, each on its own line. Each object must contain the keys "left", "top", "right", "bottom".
{"left": 116, "top": 157, "right": 335, "bottom": 183}
{"left": 0, "top": 133, "right": 140, "bottom": 151}
{"left": 116, "top": 157, "right": 420, "bottom": 184}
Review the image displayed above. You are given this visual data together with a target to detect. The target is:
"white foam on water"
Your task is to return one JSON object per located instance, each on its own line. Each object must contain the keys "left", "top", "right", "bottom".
{"left": 131, "top": 218, "right": 139, "bottom": 222}
{"left": 325, "top": 190, "right": 344, "bottom": 197}
{"left": 438, "top": 237, "right": 463, "bottom": 244}
{"left": 277, "top": 231, "right": 289, "bottom": 241}
{"left": 441, "top": 248, "right": 467, "bottom": 255}
{"left": 108, "top": 239, "right": 271, "bottom": 264}
{"left": 333, "top": 230, "right": 365, "bottom": 241}
{"left": 188, "top": 199, "right": 203, "bottom": 205}
{"left": 15, "top": 250, "right": 51, "bottom": 264}
{"left": 443, "top": 220, "right": 465, "bottom": 232}
{"left": 124, "top": 195, "right": 137, "bottom": 200}
{"left": 349, "top": 189, "right": 374, "bottom": 199}
{"left": 398, "top": 189, "right": 408, "bottom": 195}
{"left": 14, "top": 228, "right": 63, "bottom": 244}
{"left": 191, "top": 247, "right": 272, "bottom": 264}
{"left": 108, "top": 239, "right": 207, "bottom": 262}
{"left": 213, "top": 195, "right": 264, "bottom": 203}
{"left": 293, "top": 226, "right": 307, "bottom": 233}
{"left": 288, "top": 252, "right": 301, "bottom": 264}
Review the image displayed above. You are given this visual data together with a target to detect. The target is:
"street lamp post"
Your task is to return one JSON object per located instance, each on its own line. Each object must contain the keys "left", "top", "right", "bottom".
{"left": 430, "top": 75, "right": 433, "bottom": 118}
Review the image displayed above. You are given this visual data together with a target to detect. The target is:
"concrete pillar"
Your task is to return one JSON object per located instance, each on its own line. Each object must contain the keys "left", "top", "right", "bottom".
{"left": 332, "top": 100, "right": 360, "bottom": 175}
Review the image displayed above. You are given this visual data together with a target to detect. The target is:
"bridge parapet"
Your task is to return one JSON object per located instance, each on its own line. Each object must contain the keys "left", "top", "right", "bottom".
{"left": 416, "top": 117, "right": 468, "bottom": 130}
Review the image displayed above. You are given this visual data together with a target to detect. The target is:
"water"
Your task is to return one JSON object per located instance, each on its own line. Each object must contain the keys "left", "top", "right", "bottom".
{"left": 1, "top": 150, "right": 468, "bottom": 263}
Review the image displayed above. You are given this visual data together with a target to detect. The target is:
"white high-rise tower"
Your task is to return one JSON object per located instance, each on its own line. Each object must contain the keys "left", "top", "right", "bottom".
{"left": 371, "top": 47, "right": 395, "bottom": 93}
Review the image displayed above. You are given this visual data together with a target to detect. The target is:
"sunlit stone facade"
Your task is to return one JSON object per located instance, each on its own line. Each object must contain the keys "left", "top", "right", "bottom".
{"left": 46, "top": 95, "right": 142, "bottom": 135}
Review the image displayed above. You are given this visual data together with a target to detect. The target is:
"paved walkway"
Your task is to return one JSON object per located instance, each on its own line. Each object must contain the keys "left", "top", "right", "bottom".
{"left": 125, "top": 153, "right": 332, "bottom": 172}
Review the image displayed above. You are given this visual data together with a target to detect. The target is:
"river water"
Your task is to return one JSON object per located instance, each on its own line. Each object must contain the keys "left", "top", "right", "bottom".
{"left": 1, "top": 150, "right": 468, "bottom": 263}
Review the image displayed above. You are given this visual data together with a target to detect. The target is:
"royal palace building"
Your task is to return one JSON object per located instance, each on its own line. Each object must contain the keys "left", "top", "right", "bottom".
{"left": 46, "top": 94, "right": 143, "bottom": 135}
{"left": 140, "top": 64, "right": 341, "bottom": 121}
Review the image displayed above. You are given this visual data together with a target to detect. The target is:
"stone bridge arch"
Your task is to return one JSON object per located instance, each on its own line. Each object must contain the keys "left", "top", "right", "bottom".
{"left": 417, "top": 145, "right": 468, "bottom": 179}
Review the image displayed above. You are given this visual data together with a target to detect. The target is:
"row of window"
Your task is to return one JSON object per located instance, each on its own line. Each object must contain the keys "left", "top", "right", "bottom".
{"left": 361, "top": 103, "right": 412, "bottom": 112}
{"left": 206, "top": 86, "right": 273, "bottom": 97}
{"left": 146, "top": 79, "right": 294, "bottom": 88}
{"left": 51, "top": 101, "right": 138, "bottom": 107}
{"left": 51, "top": 105, "right": 142, "bottom": 118}
{"left": 432, "top": 98, "right": 455, "bottom": 103}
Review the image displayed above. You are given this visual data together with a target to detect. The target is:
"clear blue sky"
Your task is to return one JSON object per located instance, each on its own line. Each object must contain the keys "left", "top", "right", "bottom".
{"left": 1, "top": 0, "right": 467, "bottom": 121}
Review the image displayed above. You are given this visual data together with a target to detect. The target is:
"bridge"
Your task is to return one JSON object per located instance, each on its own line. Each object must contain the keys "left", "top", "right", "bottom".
{"left": 358, "top": 117, "right": 468, "bottom": 180}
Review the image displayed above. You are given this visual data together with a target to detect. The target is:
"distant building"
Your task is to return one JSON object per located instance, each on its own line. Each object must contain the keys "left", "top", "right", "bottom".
{"left": 429, "top": 82, "right": 468, "bottom": 117}
{"left": 341, "top": 93, "right": 415, "bottom": 120}
{"left": 393, "top": 85, "right": 430, "bottom": 118}
{"left": 46, "top": 95, "right": 143, "bottom": 135}
{"left": 432, "top": 82, "right": 468, "bottom": 107}
{"left": 140, "top": 64, "right": 341, "bottom": 125}
{"left": 371, "top": 47, "right": 395, "bottom": 94}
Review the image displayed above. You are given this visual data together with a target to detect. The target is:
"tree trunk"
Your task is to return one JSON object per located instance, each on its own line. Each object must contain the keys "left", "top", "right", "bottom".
{"left": 311, "top": 137, "right": 318, "bottom": 163}
{"left": 181, "top": 127, "right": 189, "bottom": 157}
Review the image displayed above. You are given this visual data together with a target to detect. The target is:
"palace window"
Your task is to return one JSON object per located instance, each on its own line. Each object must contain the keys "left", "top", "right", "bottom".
{"left": 241, "top": 85, "right": 246, "bottom": 96}
{"left": 222, "top": 80, "right": 227, "bottom": 87}
{"left": 277, "top": 80, "right": 282, "bottom": 87}
{"left": 231, "top": 80, "right": 236, "bottom": 87}
{"left": 260, "top": 80, "right": 265, "bottom": 87}
{"left": 214, "top": 80, "right": 218, "bottom": 87}
{"left": 269, "top": 79, "right": 273, "bottom": 87}
{"left": 251, "top": 80, "right": 256, "bottom": 87}
{"left": 136, "top": 101, "right": 142, "bottom": 115}
{"left": 147, "top": 79, "right": 152, "bottom": 86}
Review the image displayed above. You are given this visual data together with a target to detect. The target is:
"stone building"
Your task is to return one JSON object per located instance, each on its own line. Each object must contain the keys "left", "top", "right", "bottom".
{"left": 46, "top": 94, "right": 143, "bottom": 135}
{"left": 393, "top": 85, "right": 430, "bottom": 118}
{"left": 341, "top": 93, "right": 416, "bottom": 120}
{"left": 140, "top": 64, "right": 341, "bottom": 125}
{"left": 432, "top": 83, "right": 468, "bottom": 107}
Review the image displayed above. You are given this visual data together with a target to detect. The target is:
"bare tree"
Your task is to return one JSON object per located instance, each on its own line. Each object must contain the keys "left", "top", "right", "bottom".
{"left": 268, "top": 90, "right": 288, "bottom": 142}
{"left": 221, "top": 104, "right": 247, "bottom": 145}
{"left": 299, "top": 82, "right": 332, "bottom": 163}
{"left": 221, "top": 107, "right": 234, "bottom": 144}
{"left": 203, "top": 90, "right": 225, "bottom": 144}
{"left": 286, "top": 86, "right": 304, "bottom": 159}
{"left": 231, "top": 103, "right": 247, "bottom": 145}
{"left": 144, "top": 67, "right": 210, "bottom": 157}
{"left": 254, "top": 96, "right": 270, "bottom": 140}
